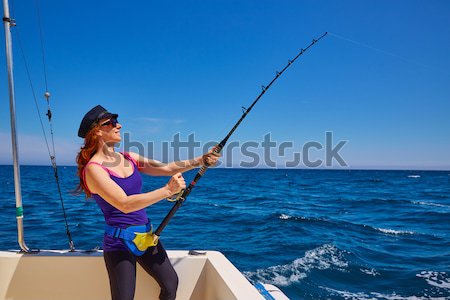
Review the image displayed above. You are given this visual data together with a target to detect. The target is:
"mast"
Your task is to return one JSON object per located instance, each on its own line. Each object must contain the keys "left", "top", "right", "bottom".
{"left": 2, "top": 0, "right": 29, "bottom": 252}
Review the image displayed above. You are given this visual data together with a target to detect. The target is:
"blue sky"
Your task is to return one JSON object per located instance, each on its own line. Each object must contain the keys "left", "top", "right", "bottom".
{"left": 0, "top": 0, "right": 449, "bottom": 169}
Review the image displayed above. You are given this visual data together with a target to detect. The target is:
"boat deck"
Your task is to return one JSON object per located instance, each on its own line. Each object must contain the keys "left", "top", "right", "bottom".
{"left": 0, "top": 250, "right": 265, "bottom": 300}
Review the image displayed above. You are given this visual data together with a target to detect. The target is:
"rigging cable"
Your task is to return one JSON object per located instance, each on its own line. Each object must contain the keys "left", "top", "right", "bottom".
{"left": 12, "top": 2, "right": 75, "bottom": 251}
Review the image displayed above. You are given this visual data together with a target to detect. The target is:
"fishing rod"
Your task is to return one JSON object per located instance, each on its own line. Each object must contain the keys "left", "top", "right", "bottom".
{"left": 154, "top": 32, "right": 328, "bottom": 238}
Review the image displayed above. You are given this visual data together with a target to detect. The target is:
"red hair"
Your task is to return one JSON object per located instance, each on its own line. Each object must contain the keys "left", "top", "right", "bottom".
{"left": 75, "top": 126, "right": 100, "bottom": 198}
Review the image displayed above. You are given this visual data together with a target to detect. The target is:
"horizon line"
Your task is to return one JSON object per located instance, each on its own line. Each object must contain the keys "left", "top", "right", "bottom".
{"left": 0, "top": 164, "right": 449, "bottom": 172}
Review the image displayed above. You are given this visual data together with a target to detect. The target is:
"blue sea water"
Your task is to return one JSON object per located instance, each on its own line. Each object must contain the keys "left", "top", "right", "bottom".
{"left": 0, "top": 166, "right": 449, "bottom": 299}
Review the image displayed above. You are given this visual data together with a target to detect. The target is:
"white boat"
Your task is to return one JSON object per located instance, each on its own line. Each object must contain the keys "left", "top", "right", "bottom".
{"left": 0, "top": 1, "right": 288, "bottom": 299}
{"left": 0, "top": 250, "right": 271, "bottom": 300}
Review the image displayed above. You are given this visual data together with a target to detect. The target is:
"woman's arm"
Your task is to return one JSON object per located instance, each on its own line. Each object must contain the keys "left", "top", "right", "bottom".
{"left": 128, "top": 149, "right": 220, "bottom": 177}
{"left": 85, "top": 164, "right": 185, "bottom": 213}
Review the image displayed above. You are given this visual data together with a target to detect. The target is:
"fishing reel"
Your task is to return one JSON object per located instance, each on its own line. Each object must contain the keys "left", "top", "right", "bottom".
{"left": 167, "top": 191, "right": 185, "bottom": 202}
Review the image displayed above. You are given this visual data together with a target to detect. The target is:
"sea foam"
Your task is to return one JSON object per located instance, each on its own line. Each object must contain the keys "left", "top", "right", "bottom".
{"left": 279, "top": 213, "right": 292, "bottom": 220}
{"left": 416, "top": 271, "right": 450, "bottom": 289}
{"left": 412, "top": 201, "right": 449, "bottom": 208}
{"left": 375, "top": 227, "right": 415, "bottom": 235}
{"left": 244, "top": 244, "right": 348, "bottom": 286}
{"left": 360, "top": 268, "right": 380, "bottom": 276}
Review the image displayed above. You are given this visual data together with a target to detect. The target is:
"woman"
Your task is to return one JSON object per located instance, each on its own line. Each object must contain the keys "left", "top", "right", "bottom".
{"left": 76, "top": 105, "right": 219, "bottom": 300}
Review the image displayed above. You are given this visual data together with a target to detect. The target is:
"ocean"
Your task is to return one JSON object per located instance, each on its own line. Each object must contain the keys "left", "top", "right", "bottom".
{"left": 1, "top": 166, "right": 449, "bottom": 299}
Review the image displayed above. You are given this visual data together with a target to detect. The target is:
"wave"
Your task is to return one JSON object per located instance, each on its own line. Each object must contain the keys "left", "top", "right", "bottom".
{"left": 277, "top": 213, "right": 327, "bottom": 223}
{"left": 279, "top": 213, "right": 292, "bottom": 220}
{"left": 278, "top": 213, "right": 322, "bottom": 222}
{"left": 408, "top": 175, "right": 421, "bottom": 178}
{"left": 243, "top": 244, "right": 348, "bottom": 287}
{"left": 360, "top": 268, "right": 380, "bottom": 276}
{"left": 276, "top": 212, "right": 338, "bottom": 227}
{"left": 375, "top": 227, "right": 415, "bottom": 235}
{"left": 331, "top": 197, "right": 449, "bottom": 211}
{"left": 353, "top": 178, "right": 388, "bottom": 184}
{"left": 361, "top": 223, "right": 441, "bottom": 239}
{"left": 411, "top": 201, "right": 450, "bottom": 208}
{"left": 416, "top": 271, "right": 450, "bottom": 290}
{"left": 334, "top": 197, "right": 413, "bottom": 207}
{"left": 321, "top": 286, "right": 449, "bottom": 300}
{"left": 419, "top": 192, "right": 450, "bottom": 200}
{"left": 277, "top": 213, "right": 419, "bottom": 237}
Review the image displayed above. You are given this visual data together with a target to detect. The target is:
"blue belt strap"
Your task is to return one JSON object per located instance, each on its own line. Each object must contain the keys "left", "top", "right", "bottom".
{"left": 104, "top": 223, "right": 151, "bottom": 241}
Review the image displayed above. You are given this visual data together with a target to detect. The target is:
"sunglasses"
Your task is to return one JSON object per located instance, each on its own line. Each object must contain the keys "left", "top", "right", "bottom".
{"left": 100, "top": 117, "right": 119, "bottom": 127}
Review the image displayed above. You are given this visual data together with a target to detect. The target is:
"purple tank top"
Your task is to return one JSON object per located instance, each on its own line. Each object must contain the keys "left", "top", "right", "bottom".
{"left": 89, "top": 152, "right": 149, "bottom": 252}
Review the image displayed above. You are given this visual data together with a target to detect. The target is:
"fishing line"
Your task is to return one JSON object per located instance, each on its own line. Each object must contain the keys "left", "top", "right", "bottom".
{"left": 153, "top": 32, "right": 328, "bottom": 239}
{"left": 328, "top": 32, "right": 435, "bottom": 71}
{"left": 34, "top": 0, "right": 49, "bottom": 92}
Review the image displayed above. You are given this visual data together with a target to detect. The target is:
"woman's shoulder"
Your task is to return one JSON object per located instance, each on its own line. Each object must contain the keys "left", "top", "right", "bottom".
{"left": 122, "top": 151, "right": 141, "bottom": 166}
{"left": 84, "top": 155, "right": 111, "bottom": 175}
{"left": 122, "top": 151, "right": 140, "bottom": 160}
{"left": 85, "top": 155, "right": 104, "bottom": 167}
{"left": 120, "top": 151, "right": 141, "bottom": 162}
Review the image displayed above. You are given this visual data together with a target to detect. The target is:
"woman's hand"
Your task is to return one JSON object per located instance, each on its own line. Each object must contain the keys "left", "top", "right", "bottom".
{"left": 165, "top": 173, "right": 186, "bottom": 195}
{"left": 201, "top": 146, "right": 221, "bottom": 167}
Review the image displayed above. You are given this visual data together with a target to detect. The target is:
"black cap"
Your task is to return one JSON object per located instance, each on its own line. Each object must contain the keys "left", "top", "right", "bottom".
{"left": 78, "top": 105, "right": 118, "bottom": 138}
